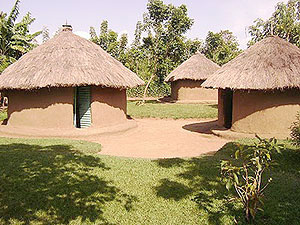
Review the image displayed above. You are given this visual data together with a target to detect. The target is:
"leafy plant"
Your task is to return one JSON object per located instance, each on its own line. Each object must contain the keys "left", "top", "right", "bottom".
{"left": 0, "top": 0, "right": 41, "bottom": 73}
{"left": 221, "top": 136, "right": 283, "bottom": 223}
{"left": 290, "top": 112, "right": 300, "bottom": 146}
{"left": 248, "top": 0, "right": 300, "bottom": 47}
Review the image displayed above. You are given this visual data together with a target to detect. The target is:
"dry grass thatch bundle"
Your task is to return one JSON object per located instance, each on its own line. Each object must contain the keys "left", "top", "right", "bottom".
{"left": 0, "top": 27, "right": 144, "bottom": 90}
{"left": 202, "top": 36, "right": 300, "bottom": 90}
{"left": 165, "top": 52, "right": 220, "bottom": 82}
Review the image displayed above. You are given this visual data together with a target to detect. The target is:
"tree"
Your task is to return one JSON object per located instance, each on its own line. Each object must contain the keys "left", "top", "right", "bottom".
{"left": 90, "top": 20, "right": 127, "bottom": 60}
{"left": 248, "top": 0, "right": 300, "bottom": 47}
{"left": 42, "top": 26, "right": 50, "bottom": 43}
{"left": 140, "top": 0, "right": 194, "bottom": 102}
{"left": 0, "top": 0, "right": 41, "bottom": 73}
{"left": 202, "top": 30, "right": 241, "bottom": 66}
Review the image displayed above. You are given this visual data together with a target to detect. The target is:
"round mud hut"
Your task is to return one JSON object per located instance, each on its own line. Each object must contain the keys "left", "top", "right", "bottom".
{"left": 0, "top": 25, "right": 144, "bottom": 131}
{"left": 164, "top": 53, "right": 220, "bottom": 102}
{"left": 202, "top": 36, "right": 300, "bottom": 138}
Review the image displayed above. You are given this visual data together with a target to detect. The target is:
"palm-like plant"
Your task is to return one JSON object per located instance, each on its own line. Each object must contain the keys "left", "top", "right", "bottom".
{"left": 0, "top": 0, "right": 41, "bottom": 73}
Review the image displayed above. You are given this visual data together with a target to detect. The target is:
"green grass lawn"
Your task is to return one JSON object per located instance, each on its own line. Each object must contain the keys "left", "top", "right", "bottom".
{"left": 127, "top": 100, "right": 218, "bottom": 119}
{"left": 0, "top": 110, "right": 7, "bottom": 121}
{"left": 0, "top": 137, "right": 299, "bottom": 224}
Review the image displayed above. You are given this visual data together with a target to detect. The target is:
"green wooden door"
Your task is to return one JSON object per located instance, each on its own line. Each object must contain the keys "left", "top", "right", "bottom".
{"left": 75, "top": 86, "right": 91, "bottom": 128}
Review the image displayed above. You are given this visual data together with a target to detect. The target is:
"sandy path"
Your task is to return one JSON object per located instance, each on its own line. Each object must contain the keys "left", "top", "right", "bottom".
{"left": 87, "top": 119, "right": 229, "bottom": 159}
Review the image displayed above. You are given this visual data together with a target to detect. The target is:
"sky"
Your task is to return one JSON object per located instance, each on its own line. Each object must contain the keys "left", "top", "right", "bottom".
{"left": 1, "top": 0, "right": 289, "bottom": 49}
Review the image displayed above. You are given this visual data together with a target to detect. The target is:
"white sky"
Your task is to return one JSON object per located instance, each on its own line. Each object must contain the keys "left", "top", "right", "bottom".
{"left": 1, "top": 0, "right": 289, "bottom": 49}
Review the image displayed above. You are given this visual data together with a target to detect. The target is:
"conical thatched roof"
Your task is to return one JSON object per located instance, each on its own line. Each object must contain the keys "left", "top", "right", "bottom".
{"left": 202, "top": 36, "right": 300, "bottom": 90}
{"left": 0, "top": 26, "right": 144, "bottom": 90}
{"left": 165, "top": 53, "right": 220, "bottom": 82}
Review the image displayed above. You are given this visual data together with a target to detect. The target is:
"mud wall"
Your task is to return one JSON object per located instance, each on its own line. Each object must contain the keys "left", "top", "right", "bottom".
{"left": 91, "top": 86, "right": 127, "bottom": 127}
{"left": 231, "top": 89, "right": 300, "bottom": 138}
{"left": 171, "top": 79, "right": 217, "bottom": 101}
{"left": 7, "top": 87, "right": 74, "bottom": 128}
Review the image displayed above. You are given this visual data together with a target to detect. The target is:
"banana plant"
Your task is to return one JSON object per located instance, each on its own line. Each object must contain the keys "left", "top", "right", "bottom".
{"left": 0, "top": 0, "right": 41, "bottom": 73}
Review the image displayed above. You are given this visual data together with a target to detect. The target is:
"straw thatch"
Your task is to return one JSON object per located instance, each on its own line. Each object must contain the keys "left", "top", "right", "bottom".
{"left": 202, "top": 36, "right": 300, "bottom": 90}
{"left": 0, "top": 27, "right": 144, "bottom": 90}
{"left": 165, "top": 52, "right": 220, "bottom": 82}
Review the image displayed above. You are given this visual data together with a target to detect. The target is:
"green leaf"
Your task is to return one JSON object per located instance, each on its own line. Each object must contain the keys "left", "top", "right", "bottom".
{"left": 233, "top": 173, "right": 239, "bottom": 184}
{"left": 226, "top": 180, "right": 232, "bottom": 190}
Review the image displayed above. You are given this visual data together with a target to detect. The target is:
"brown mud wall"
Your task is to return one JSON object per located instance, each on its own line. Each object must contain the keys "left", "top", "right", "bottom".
{"left": 171, "top": 79, "right": 217, "bottom": 101}
{"left": 231, "top": 89, "right": 300, "bottom": 138}
{"left": 91, "top": 86, "right": 127, "bottom": 128}
{"left": 7, "top": 87, "right": 74, "bottom": 128}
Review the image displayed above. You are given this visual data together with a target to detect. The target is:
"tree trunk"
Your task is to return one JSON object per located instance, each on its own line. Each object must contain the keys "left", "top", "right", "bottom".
{"left": 142, "top": 74, "right": 155, "bottom": 104}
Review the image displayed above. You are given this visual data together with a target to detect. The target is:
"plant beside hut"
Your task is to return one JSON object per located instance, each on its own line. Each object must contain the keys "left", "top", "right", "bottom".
{"left": 220, "top": 136, "right": 283, "bottom": 223}
{"left": 290, "top": 112, "right": 300, "bottom": 146}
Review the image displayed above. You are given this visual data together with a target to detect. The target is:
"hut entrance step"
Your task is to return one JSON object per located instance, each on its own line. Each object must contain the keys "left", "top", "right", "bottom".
{"left": 74, "top": 86, "right": 91, "bottom": 128}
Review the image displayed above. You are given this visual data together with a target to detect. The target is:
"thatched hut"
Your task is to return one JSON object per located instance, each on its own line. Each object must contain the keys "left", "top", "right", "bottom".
{"left": 202, "top": 36, "right": 300, "bottom": 138}
{"left": 165, "top": 53, "right": 220, "bottom": 102}
{"left": 0, "top": 25, "right": 144, "bottom": 129}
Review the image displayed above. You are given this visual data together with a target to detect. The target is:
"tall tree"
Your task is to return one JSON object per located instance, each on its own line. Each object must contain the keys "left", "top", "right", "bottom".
{"left": 140, "top": 0, "right": 194, "bottom": 101}
{"left": 90, "top": 20, "right": 127, "bottom": 60}
{"left": 248, "top": 0, "right": 300, "bottom": 47}
{"left": 0, "top": 0, "right": 41, "bottom": 73}
{"left": 202, "top": 30, "right": 241, "bottom": 66}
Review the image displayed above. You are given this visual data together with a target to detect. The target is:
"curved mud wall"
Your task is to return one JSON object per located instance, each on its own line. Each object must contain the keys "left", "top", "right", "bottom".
{"left": 171, "top": 79, "right": 217, "bottom": 101}
{"left": 7, "top": 87, "right": 74, "bottom": 128}
{"left": 91, "top": 86, "right": 127, "bottom": 127}
{"left": 231, "top": 89, "right": 300, "bottom": 138}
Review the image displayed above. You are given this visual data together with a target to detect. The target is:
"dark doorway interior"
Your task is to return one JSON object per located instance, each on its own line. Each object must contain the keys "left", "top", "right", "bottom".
{"left": 222, "top": 88, "right": 233, "bottom": 129}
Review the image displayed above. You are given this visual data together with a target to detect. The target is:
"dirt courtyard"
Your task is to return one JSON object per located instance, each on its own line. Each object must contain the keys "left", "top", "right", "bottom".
{"left": 87, "top": 118, "right": 230, "bottom": 159}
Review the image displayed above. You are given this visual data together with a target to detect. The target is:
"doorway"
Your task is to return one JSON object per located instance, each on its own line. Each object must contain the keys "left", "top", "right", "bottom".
{"left": 74, "top": 86, "right": 91, "bottom": 128}
{"left": 222, "top": 88, "right": 233, "bottom": 129}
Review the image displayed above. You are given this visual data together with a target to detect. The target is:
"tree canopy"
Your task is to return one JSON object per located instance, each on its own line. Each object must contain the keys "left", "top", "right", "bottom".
{"left": 202, "top": 30, "right": 241, "bottom": 66}
{"left": 0, "top": 0, "right": 41, "bottom": 73}
{"left": 248, "top": 0, "right": 300, "bottom": 47}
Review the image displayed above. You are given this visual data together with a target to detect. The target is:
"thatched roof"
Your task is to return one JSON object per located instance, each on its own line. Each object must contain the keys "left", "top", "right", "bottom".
{"left": 202, "top": 36, "right": 300, "bottom": 90}
{"left": 0, "top": 26, "right": 144, "bottom": 90}
{"left": 165, "top": 53, "right": 220, "bottom": 82}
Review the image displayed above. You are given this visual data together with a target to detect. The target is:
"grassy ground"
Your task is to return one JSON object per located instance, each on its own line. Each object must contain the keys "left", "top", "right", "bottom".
{"left": 127, "top": 100, "right": 218, "bottom": 119}
{"left": 0, "top": 110, "right": 7, "bottom": 121}
{"left": 0, "top": 137, "right": 299, "bottom": 224}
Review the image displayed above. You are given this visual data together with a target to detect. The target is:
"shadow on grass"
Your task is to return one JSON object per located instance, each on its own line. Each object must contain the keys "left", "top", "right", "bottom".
{"left": 0, "top": 143, "right": 136, "bottom": 224}
{"left": 208, "top": 104, "right": 218, "bottom": 109}
{"left": 154, "top": 142, "right": 300, "bottom": 225}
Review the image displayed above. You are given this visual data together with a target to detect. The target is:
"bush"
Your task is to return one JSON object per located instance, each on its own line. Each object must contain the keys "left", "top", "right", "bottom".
{"left": 127, "top": 80, "right": 171, "bottom": 98}
{"left": 221, "top": 136, "right": 282, "bottom": 223}
{"left": 290, "top": 112, "right": 300, "bottom": 146}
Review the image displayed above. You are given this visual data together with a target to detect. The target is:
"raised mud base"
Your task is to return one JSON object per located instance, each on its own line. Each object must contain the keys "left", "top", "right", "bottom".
{"left": 0, "top": 120, "right": 137, "bottom": 138}
{"left": 211, "top": 127, "right": 289, "bottom": 140}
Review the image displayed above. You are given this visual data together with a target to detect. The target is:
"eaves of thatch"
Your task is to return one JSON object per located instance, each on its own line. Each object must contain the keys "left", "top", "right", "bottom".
{"left": 202, "top": 36, "right": 300, "bottom": 90}
{"left": 165, "top": 53, "right": 220, "bottom": 82}
{"left": 0, "top": 27, "right": 144, "bottom": 90}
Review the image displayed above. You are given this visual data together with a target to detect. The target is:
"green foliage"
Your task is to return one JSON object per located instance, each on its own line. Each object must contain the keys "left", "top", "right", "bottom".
{"left": 0, "top": 0, "right": 41, "bottom": 73}
{"left": 202, "top": 30, "right": 241, "bottom": 65}
{"left": 41, "top": 26, "right": 50, "bottom": 43}
{"left": 221, "top": 136, "right": 283, "bottom": 223}
{"left": 0, "top": 109, "right": 7, "bottom": 122}
{"left": 290, "top": 112, "right": 300, "bottom": 146}
{"left": 248, "top": 0, "right": 300, "bottom": 46}
{"left": 90, "top": 20, "right": 128, "bottom": 61}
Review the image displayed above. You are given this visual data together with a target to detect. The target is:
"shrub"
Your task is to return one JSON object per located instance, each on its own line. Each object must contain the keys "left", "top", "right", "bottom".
{"left": 221, "top": 136, "right": 282, "bottom": 223}
{"left": 290, "top": 112, "right": 300, "bottom": 146}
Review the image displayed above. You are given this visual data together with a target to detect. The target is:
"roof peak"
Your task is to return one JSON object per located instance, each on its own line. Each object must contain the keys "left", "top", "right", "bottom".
{"left": 62, "top": 24, "right": 73, "bottom": 32}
